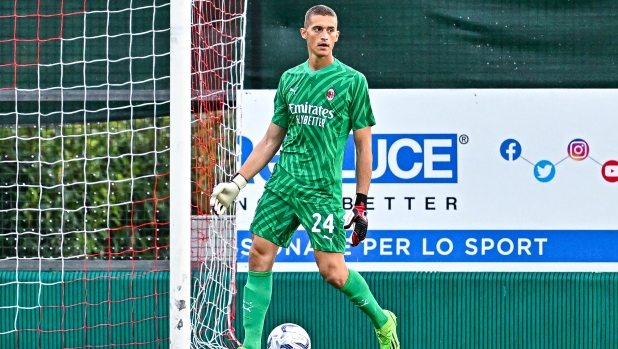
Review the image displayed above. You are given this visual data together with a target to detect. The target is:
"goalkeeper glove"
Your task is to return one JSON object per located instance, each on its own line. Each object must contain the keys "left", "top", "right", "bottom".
{"left": 343, "top": 193, "right": 368, "bottom": 247}
{"left": 210, "top": 173, "right": 247, "bottom": 216}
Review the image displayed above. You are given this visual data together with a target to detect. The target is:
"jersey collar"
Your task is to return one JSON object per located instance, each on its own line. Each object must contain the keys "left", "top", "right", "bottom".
{"left": 303, "top": 58, "right": 340, "bottom": 75}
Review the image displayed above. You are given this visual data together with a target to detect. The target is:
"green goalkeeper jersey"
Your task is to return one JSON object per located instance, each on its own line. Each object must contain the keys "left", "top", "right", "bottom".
{"left": 266, "top": 59, "right": 376, "bottom": 199}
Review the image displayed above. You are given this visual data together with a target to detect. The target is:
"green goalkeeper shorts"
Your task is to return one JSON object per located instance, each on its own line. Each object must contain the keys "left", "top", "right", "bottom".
{"left": 250, "top": 188, "right": 347, "bottom": 253}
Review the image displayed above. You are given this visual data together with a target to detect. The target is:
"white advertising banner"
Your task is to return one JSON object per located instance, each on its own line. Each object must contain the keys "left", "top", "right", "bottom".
{"left": 237, "top": 89, "right": 618, "bottom": 272}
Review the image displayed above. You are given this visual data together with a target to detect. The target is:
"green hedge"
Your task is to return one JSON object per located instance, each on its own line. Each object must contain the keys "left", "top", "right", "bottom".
{"left": 0, "top": 119, "right": 171, "bottom": 260}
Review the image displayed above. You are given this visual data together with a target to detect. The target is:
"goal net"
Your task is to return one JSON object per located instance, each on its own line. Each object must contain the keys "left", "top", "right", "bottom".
{"left": 0, "top": 0, "right": 247, "bottom": 348}
{"left": 189, "top": 0, "right": 246, "bottom": 348}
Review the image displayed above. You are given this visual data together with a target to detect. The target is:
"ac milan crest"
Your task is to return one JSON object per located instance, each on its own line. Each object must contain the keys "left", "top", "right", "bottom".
{"left": 326, "top": 87, "right": 336, "bottom": 101}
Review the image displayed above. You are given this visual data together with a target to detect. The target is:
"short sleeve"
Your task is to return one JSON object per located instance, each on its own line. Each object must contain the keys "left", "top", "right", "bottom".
{"left": 271, "top": 75, "right": 289, "bottom": 129}
{"left": 349, "top": 74, "right": 376, "bottom": 130}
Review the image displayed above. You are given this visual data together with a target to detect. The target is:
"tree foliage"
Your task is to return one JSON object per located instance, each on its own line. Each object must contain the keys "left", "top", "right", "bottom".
{"left": 0, "top": 118, "right": 170, "bottom": 260}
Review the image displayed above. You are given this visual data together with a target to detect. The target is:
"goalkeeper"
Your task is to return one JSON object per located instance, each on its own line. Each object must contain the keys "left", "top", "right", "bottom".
{"left": 211, "top": 5, "right": 399, "bottom": 349}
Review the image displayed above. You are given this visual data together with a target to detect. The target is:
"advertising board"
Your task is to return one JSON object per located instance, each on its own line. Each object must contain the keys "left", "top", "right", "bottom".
{"left": 237, "top": 89, "right": 618, "bottom": 271}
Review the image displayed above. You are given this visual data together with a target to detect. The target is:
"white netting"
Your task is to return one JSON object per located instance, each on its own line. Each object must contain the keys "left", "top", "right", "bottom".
{"left": 0, "top": 1, "right": 170, "bottom": 347}
{"left": 189, "top": 0, "right": 247, "bottom": 348}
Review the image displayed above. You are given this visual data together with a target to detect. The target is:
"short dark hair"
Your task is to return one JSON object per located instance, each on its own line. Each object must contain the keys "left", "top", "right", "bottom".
{"left": 304, "top": 5, "right": 337, "bottom": 28}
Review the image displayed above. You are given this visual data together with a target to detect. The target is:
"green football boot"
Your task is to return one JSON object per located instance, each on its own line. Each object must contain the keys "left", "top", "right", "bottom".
{"left": 375, "top": 310, "right": 400, "bottom": 349}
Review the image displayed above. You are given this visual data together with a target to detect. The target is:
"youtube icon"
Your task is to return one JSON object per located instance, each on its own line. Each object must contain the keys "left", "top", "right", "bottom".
{"left": 602, "top": 160, "right": 618, "bottom": 183}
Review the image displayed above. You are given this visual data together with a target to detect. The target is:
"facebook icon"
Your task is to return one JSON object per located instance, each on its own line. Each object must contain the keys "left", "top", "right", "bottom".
{"left": 500, "top": 139, "right": 522, "bottom": 161}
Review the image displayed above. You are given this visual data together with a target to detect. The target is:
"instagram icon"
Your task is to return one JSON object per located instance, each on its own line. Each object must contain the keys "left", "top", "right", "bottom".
{"left": 568, "top": 139, "right": 589, "bottom": 161}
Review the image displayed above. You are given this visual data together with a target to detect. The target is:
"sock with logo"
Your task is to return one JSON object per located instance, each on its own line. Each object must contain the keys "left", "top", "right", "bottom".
{"left": 338, "top": 269, "right": 389, "bottom": 329}
{"left": 242, "top": 270, "right": 273, "bottom": 349}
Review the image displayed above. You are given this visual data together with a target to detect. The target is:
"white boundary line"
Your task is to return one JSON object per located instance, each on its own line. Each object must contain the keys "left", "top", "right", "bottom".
{"left": 238, "top": 262, "right": 618, "bottom": 273}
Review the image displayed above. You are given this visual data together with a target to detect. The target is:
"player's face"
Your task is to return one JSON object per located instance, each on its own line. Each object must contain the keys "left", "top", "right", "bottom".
{"left": 300, "top": 15, "right": 339, "bottom": 58}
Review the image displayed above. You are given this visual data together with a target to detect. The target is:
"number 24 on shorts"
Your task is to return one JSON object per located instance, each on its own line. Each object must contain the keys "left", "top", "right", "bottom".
{"left": 311, "top": 213, "right": 334, "bottom": 233}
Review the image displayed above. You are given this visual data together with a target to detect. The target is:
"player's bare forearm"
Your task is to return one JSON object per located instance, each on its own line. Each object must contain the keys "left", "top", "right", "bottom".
{"left": 353, "top": 126, "right": 373, "bottom": 195}
{"left": 238, "top": 123, "right": 286, "bottom": 181}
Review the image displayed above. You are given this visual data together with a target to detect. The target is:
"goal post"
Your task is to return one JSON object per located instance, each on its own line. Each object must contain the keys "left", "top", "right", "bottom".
{"left": 169, "top": 0, "right": 192, "bottom": 348}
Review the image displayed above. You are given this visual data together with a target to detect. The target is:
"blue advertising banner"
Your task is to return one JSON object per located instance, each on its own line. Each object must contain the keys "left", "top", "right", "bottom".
{"left": 238, "top": 230, "right": 618, "bottom": 263}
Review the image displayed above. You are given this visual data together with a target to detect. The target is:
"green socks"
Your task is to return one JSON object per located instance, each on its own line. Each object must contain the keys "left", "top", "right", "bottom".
{"left": 338, "top": 269, "right": 389, "bottom": 329}
{"left": 242, "top": 269, "right": 386, "bottom": 348}
{"left": 242, "top": 270, "right": 273, "bottom": 349}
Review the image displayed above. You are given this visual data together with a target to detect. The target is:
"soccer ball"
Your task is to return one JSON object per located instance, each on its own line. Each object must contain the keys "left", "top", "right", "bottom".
{"left": 266, "top": 323, "right": 311, "bottom": 349}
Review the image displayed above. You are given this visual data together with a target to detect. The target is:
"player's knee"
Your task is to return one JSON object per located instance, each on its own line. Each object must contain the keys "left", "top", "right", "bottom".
{"left": 248, "top": 244, "right": 276, "bottom": 272}
{"left": 318, "top": 264, "right": 347, "bottom": 288}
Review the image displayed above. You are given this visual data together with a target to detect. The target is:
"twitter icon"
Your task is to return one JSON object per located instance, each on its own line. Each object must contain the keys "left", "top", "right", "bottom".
{"left": 534, "top": 160, "right": 555, "bottom": 182}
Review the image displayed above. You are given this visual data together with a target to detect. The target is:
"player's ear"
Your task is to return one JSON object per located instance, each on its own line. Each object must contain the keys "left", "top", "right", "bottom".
{"left": 335, "top": 30, "right": 340, "bottom": 42}
{"left": 300, "top": 27, "right": 307, "bottom": 40}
